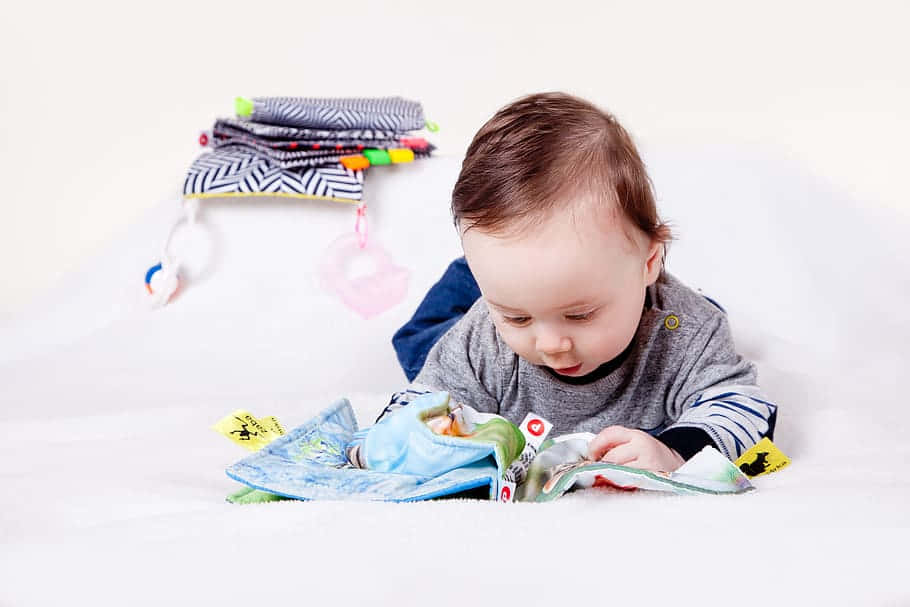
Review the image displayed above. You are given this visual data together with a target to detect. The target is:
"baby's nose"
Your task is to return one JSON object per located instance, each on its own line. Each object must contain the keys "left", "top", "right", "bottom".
{"left": 536, "top": 332, "right": 572, "bottom": 355}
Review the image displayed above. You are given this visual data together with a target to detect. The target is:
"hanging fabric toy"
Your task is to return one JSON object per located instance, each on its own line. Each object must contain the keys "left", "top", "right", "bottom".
{"left": 145, "top": 95, "right": 435, "bottom": 311}
{"left": 318, "top": 202, "right": 409, "bottom": 319}
{"left": 145, "top": 197, "right": 200, "bottom": 307}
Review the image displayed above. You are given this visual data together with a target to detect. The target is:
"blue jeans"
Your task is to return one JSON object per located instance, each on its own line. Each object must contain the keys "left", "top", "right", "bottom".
{"left": 392, "top": 257, "right": 481, "bottom": 381}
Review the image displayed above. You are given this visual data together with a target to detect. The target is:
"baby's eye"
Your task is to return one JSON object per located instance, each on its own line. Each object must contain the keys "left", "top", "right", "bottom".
{"left": 503, "top": 315, "right": 531, "bottom": 327}
{"left": 565, "top": 311, "right": 595, "bottom": 322}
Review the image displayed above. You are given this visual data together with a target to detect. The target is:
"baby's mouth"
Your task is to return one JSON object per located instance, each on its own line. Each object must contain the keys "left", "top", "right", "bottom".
{"left": 552, "top": 363, "right": 583, "bottom": 376}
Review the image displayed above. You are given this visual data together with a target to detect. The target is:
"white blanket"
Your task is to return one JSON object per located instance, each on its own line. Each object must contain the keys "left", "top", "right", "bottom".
{"left": 2, "top": 149, "right": 908, "bottom": 606}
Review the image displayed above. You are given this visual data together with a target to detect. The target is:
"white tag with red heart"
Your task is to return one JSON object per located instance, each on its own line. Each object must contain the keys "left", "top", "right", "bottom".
{"left": 519, "top": 413, "right": 553, "bottom": 449}
{"left": 498, "top": 480, "right": 517, "bottom": 503}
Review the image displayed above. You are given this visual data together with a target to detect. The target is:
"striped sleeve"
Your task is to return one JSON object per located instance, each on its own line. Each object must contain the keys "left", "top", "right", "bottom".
{"left": 669, "top": 385, "right": 778, "bottom": 459}
{"left": 661, "top": 314, "right": 779, "bottom": 460}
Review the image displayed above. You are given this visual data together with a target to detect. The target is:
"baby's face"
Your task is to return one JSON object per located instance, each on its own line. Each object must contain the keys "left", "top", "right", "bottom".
{"left": 462, "top": 204, "right": 662, "bottom": 378}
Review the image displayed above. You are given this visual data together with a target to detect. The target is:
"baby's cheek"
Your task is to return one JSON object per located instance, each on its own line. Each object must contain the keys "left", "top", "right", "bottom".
{"left": 579, "top": 324, "right": 624, "bottom": 362}
{"left": 498, "top": 326, "right": 536, "bottom": 363}
{"left": 575, "top": 326, "right": 608, "bottom": 354}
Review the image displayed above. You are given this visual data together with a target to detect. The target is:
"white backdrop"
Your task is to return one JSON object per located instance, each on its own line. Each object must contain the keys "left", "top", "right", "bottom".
{"left": 2, "top": 147, "right": 909, "bottom": 606}
{"left": 1, "top": 0, "right": 908, "bottom": 321}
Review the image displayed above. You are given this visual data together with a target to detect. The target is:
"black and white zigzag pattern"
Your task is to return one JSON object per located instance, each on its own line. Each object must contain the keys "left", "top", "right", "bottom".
{"left": 213, "top": 136, "right": 366, "bottom": 161}
{"left": 250, "top": 96, "right": 425, "bottom": 131}
{"left": 217, "top": 118, "right": 402, "bottom": 142}
{"left": 183, "top": 146, "right": 363, "bottom": 202}
{"left": 214, "top": 123, "right": 402, "bottom": 152}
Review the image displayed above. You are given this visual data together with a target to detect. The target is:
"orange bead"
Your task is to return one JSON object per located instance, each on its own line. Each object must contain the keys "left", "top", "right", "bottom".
{"left": 340, "top": 155, "right": 370, "bottom": 170}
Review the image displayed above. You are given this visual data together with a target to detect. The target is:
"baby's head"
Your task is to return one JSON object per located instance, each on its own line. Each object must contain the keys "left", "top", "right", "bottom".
{"left": 453, "top": 92, "right": 673, "bottom": 378}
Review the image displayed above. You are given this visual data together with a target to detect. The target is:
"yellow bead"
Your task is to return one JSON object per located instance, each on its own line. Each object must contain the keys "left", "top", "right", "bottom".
{"left": 387, "top": 148, "right": 415, "bottom": 163}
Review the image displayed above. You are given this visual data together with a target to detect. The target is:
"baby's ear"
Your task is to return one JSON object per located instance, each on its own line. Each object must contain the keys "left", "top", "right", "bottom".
{"left": 643, "top": 241, "right": 663, "bottom": 285}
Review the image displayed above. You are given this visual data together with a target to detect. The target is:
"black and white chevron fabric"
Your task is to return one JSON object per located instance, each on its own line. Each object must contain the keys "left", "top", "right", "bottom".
{"left": 250, "top": 96, "right": 425, "bottom": 130}
{"left": 183, "top": 146, "right": 363, "bottom": 202}
{"left": 217, "top": 118, "right": 402, "bottom": 143}
{"left": 214, "top": 137, "right": 367, "bottom": 162}
{"left": 214, "top": 122, "right": 402, "bottom": 152}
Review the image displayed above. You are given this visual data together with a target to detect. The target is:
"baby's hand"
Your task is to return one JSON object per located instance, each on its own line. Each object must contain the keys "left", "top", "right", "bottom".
{"left": 588, "top": 426, "right": 685, "bottom": 473}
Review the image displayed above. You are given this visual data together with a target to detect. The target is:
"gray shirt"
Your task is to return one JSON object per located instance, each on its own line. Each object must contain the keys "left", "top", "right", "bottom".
{"left": 409, "top": 271, "right": 777, "bottom": 460}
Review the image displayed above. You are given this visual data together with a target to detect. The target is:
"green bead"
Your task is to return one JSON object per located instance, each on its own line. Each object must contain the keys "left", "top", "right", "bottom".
{"left": 362, "top": 149, "right": 391, "bottom": 166}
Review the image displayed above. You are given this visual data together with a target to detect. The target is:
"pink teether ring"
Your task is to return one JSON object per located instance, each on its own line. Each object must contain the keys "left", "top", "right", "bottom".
{"left": 319, "top": 233, "right": 409, "bottom": 319}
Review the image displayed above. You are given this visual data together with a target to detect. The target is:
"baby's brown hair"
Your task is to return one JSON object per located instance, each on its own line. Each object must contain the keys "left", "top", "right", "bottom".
{"left": 452, "top": 92, "right": 673, "bottom": 264}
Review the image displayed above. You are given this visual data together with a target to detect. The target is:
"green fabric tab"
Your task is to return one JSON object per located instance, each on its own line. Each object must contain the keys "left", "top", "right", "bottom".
{"left": 235, "top": 96, "right": 254, "bottom": 117}
{"left": 226, "top": 486, "right": 290, "bottom": 504}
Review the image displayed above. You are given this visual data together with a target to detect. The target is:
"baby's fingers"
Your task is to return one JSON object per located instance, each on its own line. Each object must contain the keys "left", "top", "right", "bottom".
{"left": 588, "top": 426, "right": 634, "bottom": 460}
{"left": 597, "top": 442, "right": 640, "bottom": 466}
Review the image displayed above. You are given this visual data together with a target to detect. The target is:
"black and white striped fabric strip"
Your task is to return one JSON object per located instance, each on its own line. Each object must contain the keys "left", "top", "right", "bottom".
{"left": 214, "top": 129, "right": 404, "bottom": 151}
{"left": 212, "top": 127, "right": 403, "bottom": 154}
{"left": 249, "top": 96, "right": 425, "bottom": 130}
{"left": 216, "top": 118, "right": 404, "bottom": 142}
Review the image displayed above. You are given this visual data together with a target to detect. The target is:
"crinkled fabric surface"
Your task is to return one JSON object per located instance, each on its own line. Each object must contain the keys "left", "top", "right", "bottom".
{"left": 227, "top": 398, "right": 500, "bottom": 501}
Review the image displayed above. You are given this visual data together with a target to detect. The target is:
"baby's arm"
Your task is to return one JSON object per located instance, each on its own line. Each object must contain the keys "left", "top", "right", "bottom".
{"left": 391, "top": 257, "right": 481, "bottom": 382}
{"left": 656, "top": 312, "right": 778, "bottom": 461}
{"left": 590, "top": 313, "right": 776, "bottom": 471}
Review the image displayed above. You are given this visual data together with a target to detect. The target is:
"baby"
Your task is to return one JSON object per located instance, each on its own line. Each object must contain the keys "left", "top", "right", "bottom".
{"left": 386, "top": 92, "right": 778, "bottom": 473}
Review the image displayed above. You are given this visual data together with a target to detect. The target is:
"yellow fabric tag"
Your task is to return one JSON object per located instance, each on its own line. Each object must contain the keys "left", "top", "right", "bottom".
{"left": 213, "top": 410, "right": 275, "bottom": 451}
{"left": 734, "top": 437, "right": 791, "bottom": 478}
{"left": 259, "top": 415, "right": 285, "bottom": 437}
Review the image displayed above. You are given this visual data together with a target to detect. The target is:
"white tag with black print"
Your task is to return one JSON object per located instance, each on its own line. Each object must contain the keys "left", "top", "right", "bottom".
{"left": 500, "top": 413, "right": 554, "bottom": 501}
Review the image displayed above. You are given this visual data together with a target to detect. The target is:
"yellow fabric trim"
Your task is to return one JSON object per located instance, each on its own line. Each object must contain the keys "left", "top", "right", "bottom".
{"left": 184, "top": 192, "right": 360, "bottom": 205}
